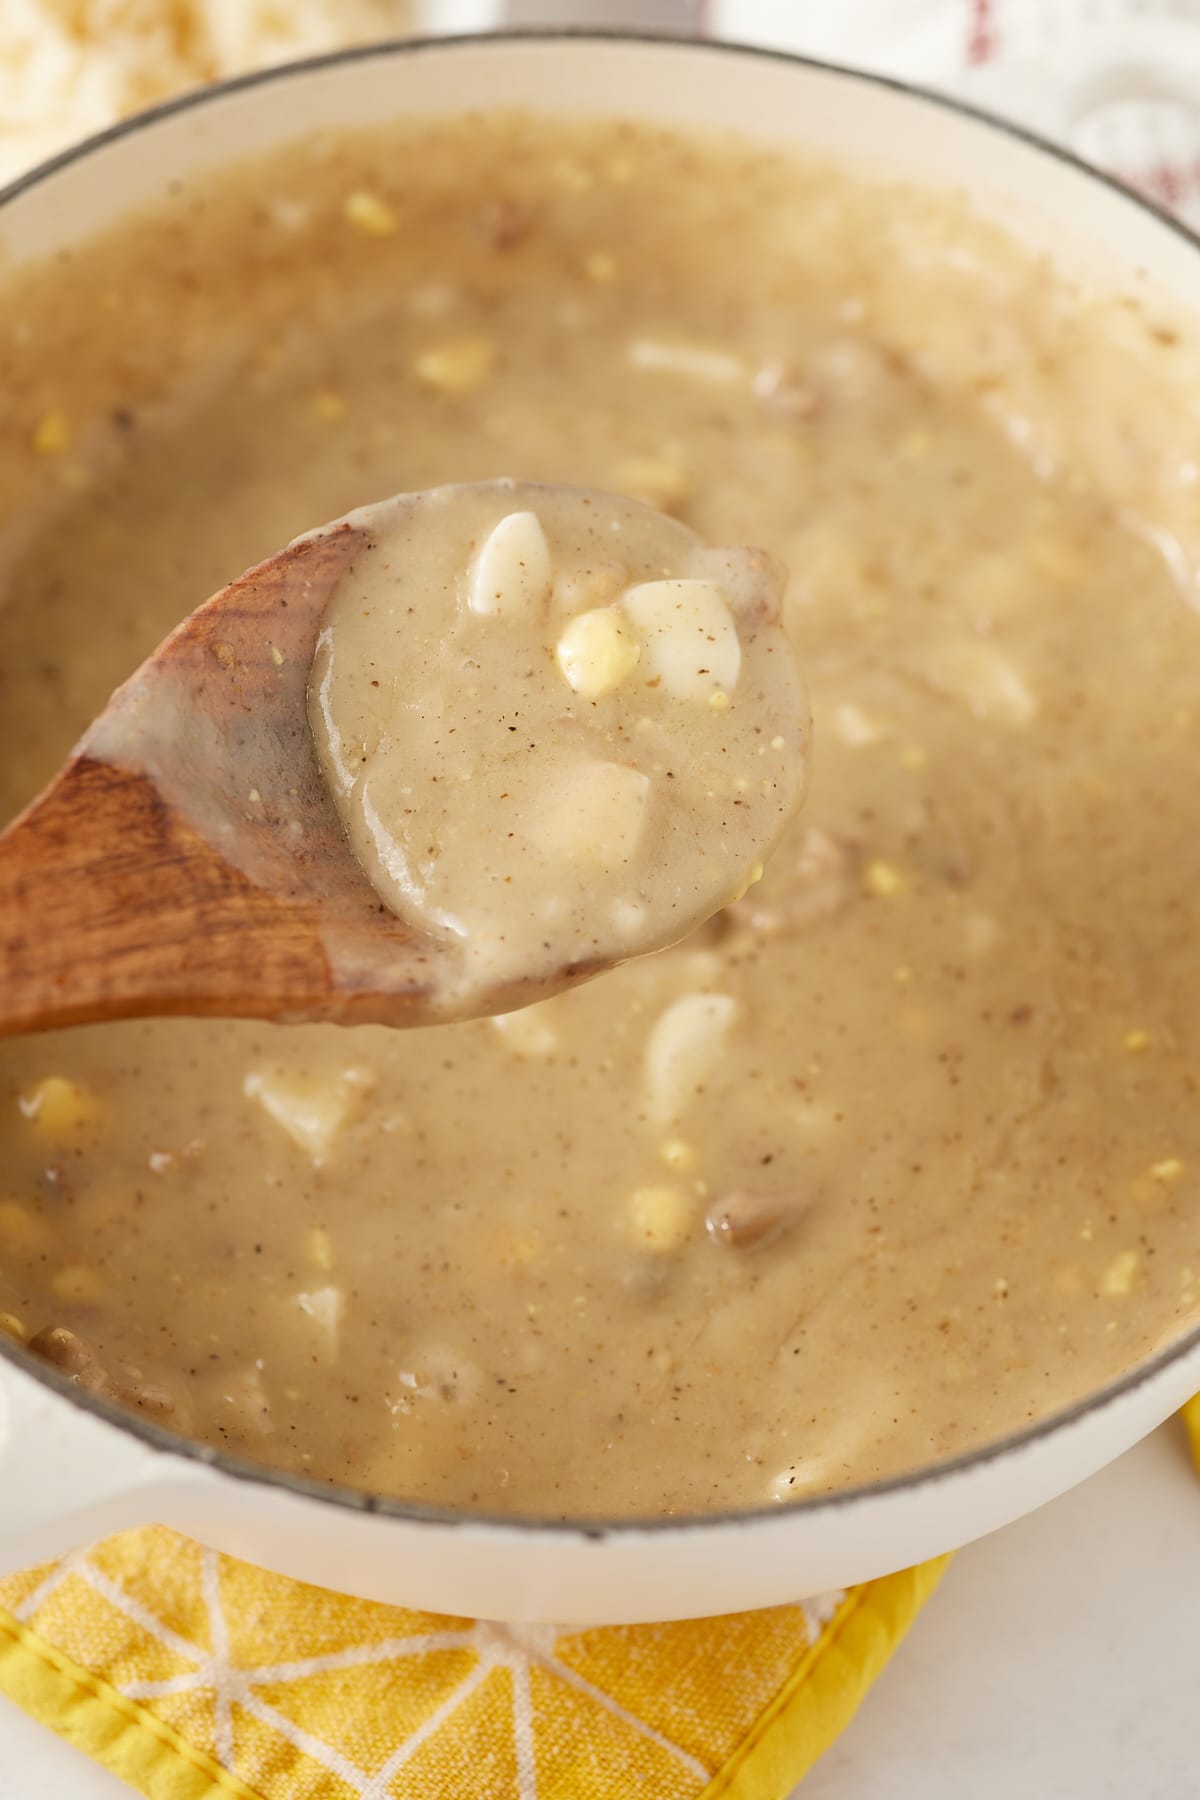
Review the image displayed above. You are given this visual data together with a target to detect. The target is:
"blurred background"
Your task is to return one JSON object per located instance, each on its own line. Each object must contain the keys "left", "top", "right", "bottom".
{"left": 4, "top": 2, "right": 1200, "bottom": 215}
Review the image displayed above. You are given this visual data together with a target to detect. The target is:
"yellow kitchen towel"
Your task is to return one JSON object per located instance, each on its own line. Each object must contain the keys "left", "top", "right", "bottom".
{"left": 1185, "top": 1391, "right": 1200, "bottom": 1473}
{"left": 0, "top": 1529, "right": 948, "bottom": 1799}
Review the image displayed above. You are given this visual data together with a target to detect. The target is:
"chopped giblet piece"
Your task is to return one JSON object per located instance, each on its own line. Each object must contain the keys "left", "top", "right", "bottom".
{"left": 644, "top": 992, "right": 739, "bottom": 1125}
{"left": 243, "top": 1068, "right": 365, "bottom": 1164}
{"left": 629, "top": 339, "right": 743, "bottom": 383}
{"left": 537, "top": 760, "right": 651, "bottom": 868}
{"left": 343, "top": 189, "right": 397, "bottom": 236}
{"left": 478, "top": 197, "right": 532, "bottom": 250}
{"left": 470, "top": 511, "right": 552, "bottom": 618}
{"left": 1101, "top": 1250, "right": 1140, "bottom": 1296}
{"left": 18, "top": 1075, "right": 104, "bottom": 1139}
{"left": 34, "top": 409, "right": 70, "bottom": 454}
{"left": 414, "top": 334, "right": 495, "bottom": 397}
{"left": 628, "top": 1184, "right": 694, "bottom": 1252}
{"left": 864, "top": 860, "right": 906, "bottom": 897}
{"left": 706, "top": 1190, "right": 796, "bottom": 1251}
{"left": 556, "top": 606, "right": 640, "bottom": 697}
{"left": 622, "top": 578, "right": 741, "bottom": 700}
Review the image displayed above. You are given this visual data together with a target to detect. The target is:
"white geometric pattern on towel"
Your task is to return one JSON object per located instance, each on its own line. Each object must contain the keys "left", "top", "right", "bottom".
{"left": 9, "top": 1548, "right": 853, "bottom": 1796}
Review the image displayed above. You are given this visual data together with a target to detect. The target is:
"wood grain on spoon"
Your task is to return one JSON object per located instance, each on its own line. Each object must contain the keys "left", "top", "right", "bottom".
{"left": 0, "top": 523, "right": 451, "bottom": 1037}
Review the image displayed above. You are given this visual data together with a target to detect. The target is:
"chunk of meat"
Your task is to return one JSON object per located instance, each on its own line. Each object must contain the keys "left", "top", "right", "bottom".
{"left": 478, "top": 198, "right": 533, "bottom": 250}
{"left": 27, "top": 1324, "right": 187, "bottom": 1425}
{"left": 705, "top": 1190, "right": 805, "bottom": 1251}
{"left": 27, "top": 1324, "right": 109, "bottom": 1391}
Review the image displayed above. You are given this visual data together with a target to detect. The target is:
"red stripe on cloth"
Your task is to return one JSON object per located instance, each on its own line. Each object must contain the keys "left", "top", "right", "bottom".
{"left": 1123, "top": 160, "right": 1194, "bottom": 208}
{"left": 1149, "top": 163, "right": 1184, "bottom": 206}
{"left": 966, "top": 0, "right": 999, "bottom": 64}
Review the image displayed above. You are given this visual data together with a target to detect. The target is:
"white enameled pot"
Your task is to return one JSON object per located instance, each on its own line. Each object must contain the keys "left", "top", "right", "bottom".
{"left": 2, "top": 32, "right": 1199, "bottom": 1625}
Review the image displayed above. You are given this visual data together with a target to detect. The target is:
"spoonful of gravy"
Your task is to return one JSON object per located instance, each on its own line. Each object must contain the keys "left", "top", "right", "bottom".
{"left": 0, "top": 480, "right": 809, "bottom": 1035}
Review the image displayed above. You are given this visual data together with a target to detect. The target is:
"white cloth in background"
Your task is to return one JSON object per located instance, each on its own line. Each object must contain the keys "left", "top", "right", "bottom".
{"left": 708, "top": 0, "right": 1200, "bottom": 224}
{"left": 0, "top": 0, "right": 497, "bottom": 187}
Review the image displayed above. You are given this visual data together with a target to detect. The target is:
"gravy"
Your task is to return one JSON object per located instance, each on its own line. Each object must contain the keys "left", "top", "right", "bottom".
{"left": 0, "top": 113, "right": 1198, "bottom": 1516}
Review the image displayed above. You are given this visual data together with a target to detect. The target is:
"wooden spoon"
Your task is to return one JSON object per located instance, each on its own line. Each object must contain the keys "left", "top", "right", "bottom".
{"left": 0, "top": 520, "right": 461, "bottom": 1037}
{"left": 0, "top": 485, "right": 804, "bottom": 1040}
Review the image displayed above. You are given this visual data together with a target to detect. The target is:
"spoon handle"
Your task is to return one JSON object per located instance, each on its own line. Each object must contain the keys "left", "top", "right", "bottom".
{"left": 0, "top": 753, "right": 335, "bottom": 1035}
{"left": 0, "top": 525, "right": 439, "bottom": 1038}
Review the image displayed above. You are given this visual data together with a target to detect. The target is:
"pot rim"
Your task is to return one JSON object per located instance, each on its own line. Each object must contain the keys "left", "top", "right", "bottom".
{"left": 2, "top": 25, "right": 1198, "bottom": 1542}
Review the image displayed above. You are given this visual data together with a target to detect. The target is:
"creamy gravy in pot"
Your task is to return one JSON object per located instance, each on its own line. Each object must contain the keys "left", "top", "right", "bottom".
{"left": 308, "top": 481, "right": 807, "bottom": 1012}
{"left": 0, "top": 113, "right": 1198, "bottom": 1516}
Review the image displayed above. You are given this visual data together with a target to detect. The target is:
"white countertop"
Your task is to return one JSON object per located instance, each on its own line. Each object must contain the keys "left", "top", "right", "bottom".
{"left": 3, "top": 1422, "right": 1197, "bottom": 1797}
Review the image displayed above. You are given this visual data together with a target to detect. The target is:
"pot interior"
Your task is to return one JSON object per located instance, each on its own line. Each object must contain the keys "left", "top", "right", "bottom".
{"left": 1, "top": 35, "right": 1200, "bottom": 1536}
